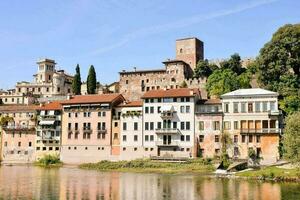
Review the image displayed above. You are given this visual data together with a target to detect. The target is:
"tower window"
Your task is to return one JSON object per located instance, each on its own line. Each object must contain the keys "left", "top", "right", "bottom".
{"left": 180, "top": 48, "right": 183, "bottom": 53}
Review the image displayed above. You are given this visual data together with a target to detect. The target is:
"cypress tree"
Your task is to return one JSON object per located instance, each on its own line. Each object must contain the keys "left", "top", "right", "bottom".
{"left": 72, "top": 64, "right": 82, "bottom": 95}
{"left": 87, "top": 65, "right": 97, "bottom": 94}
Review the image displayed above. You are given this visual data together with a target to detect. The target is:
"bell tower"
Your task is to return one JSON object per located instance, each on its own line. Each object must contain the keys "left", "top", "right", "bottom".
{"left": 36, "top": 59, "right": 56, "bottom": 83}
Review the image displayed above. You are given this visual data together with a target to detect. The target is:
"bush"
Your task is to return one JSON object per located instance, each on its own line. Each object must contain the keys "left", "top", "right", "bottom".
{"left": 36, "top": 154, "right": 62, "bottom": 166}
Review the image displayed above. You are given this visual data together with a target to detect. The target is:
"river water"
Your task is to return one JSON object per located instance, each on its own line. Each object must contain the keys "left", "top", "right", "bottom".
{"left": 0, "top": 166, "right": 299, "bottom": 200}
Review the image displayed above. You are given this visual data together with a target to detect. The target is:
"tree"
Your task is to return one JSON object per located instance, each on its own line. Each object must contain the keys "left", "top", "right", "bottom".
{"left": 206, "top": 69, "right": 240, "bottom": 97}
{"left": 283, "top": 112, "right": 300, "bottom": 163}
{"left": 87, "top": 65, "right": 97, "bottom": 94}
{"left": 193, "top": 59, "right": 213, "bottom": 78}
{"left": 220, "top": 131, "right": 233, "bottom": 169}
{"left": 72, "top": 64, "right": 82, "bottom": 95}
{"left": 180, "top": 80, "right": 188, "bottom": 88}
{"left": 220, "top": 53, "right": 245, "bottom": 75}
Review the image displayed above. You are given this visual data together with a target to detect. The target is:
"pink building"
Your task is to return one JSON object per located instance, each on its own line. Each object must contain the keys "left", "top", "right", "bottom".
{"left": 0, "top": 105, "right": 38, "bottom": 163}
{"left": 60, "top": 94, "right": 125, "bottom": 164}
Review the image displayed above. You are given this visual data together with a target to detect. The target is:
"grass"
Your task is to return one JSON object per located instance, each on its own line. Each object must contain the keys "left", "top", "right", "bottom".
{"left": 34, "top": 154, "right": 63, "bottom": 167}
{"left": 237, "top": 166, "right": 300, "bottom": 181}
{"left": 79, "top": 158, "right": 215, "bottom": 174}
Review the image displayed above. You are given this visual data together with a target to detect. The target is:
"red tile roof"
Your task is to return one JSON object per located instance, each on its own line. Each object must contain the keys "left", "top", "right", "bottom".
{"left": 117, "top": 101, "right": 143, "bottom": 107}
{"left": 60, "top": 94, "right": 124, "bottom": 105}
{"left": 198, "top": 99, "right": 221, "bottom": 105}
{"left": 38, "top": 101, "right": 62, "bottom": 110}
{"left": 0, "top": 105, "right": 39, "bottom": 112}
{"left": 142, "top": 88, "right": 200, "bottom": 99}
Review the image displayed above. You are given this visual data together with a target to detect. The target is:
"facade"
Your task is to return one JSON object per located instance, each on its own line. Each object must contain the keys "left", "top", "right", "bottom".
{"left": 35, "top": 102, "right": 62, "bottom": 160}
{"left": 0, "top": 105, "right": 38, "bottom": 163}
{"left": 195, "top": 99, "right": 223, "bottom": 158}
{"left": 118, "top": 101, "right": 144, "bottom": 160}
{"left": 0, "top": 58, "right": 73, "bottom": 105}
{"left": 141, "top": 88, "right": 201, "bottom": 158}
{"left": 221, "top": 88, "right": 282, "bottom": 165}
{"left": 119, "top": 38, "right": 206, "bottom": 101}
{"left": 60, "top": 94, "right": 125, "bottom": 164}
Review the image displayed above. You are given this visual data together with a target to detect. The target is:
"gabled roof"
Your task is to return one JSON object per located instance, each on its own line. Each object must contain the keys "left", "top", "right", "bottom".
{"left": 60, "top": 94, "right": 124, "bottom": 105}
{"left": 142, "top": 88, "right": 200, "bottom": 99}
{"left": 221, "top": 88, "right": 278, "bottom": 98}
{"left": 38, "top": 101, "right": 62, "bottom": 111}
{"left": 117, "top": 101, "right": 143, "bottom": 107}
{"left": 0, "top": 105, "right": 39, "bottom": 112}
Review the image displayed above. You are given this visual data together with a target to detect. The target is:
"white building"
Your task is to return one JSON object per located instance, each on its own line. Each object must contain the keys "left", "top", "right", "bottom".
{"left": 141, "top": 88, "right": 200, "bottom": 158}
{"left": 221, "top": 88, "right": 282, "bottom": 165}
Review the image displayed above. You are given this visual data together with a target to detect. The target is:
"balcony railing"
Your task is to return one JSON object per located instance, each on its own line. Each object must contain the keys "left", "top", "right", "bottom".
{"left": 38, "top": 115, "right": 57, "bottom": 120}
{"left": 240, "top": 128, "right": 282, "bottom": 134}
{"left": 2, "top": 125, "right": 35, "bottom": 131}
{"left": 155, "top": 128, "right": 180, "bottom": 135}
{"left": 97, "top": 129, "right": 107, "bottom": 134}
{"left": 160, "top": 111, "right": 175, "bottom": 119}
{"left": 68, "top": 128, "right": 80, "bottom": 134}
{"left": 156, "top": 141, "right": 180, "bottom": 147}
{"left": 82, "top": 127, "right": 92, "bottom": 133}
{"left": 268, "top": 110, "right": 282, "bottom": 116}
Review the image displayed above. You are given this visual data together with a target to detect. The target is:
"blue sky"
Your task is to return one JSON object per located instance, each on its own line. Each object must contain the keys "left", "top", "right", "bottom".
{"left": 0, "top": 0, "right": 299, "bottom": 88}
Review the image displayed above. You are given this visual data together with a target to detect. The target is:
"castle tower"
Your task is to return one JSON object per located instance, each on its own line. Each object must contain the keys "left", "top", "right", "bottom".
{"left": 175, "top": 37, "right": 204, "bottom": 70}
{"left": 36, "top": 58, "right": 56, "bottom": 83}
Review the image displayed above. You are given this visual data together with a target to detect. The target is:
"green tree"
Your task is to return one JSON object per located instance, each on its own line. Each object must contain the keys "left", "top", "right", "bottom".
{"left": 180, "top": 80, "right": 188, "bottom": 88}
{"left": 72, "top": 64, "right": 82, "bottom": 95}
{"left": 283, "top": 112, "right": 300, "bottom": 163}
{"left": 87, "top": 65, "right": 97, "bottom": 94}
{"left": 220, "top": 53, "right": 245, "bottom": 75}
{"left": 220, "top": 131, "right": 233, "bottom": 169}
{"left": 193, "top": 59, "right": 213, "bottom": 78}
{"left": 206, "top": 69, "right": 240, "bottom": 97}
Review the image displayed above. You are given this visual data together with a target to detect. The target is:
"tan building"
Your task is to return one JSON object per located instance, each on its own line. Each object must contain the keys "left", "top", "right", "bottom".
{"left": 60, "top": 94, "right": 125, "bottom": 164}
{"left": 35, "top": 102, "right": 62, "bottom": 160}
{"left": 0, "top": 105, "right": 38, "bottom": 163}
{"left": 119, "top": 38, "right": 206, "bottom": 101}
{"left": 0, "top": 58, "right": 73, "bottom": 105}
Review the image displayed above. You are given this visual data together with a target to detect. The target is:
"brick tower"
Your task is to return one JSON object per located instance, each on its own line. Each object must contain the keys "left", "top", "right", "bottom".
{"left": 175, "top": 37, "right": 204, "bottom": 71}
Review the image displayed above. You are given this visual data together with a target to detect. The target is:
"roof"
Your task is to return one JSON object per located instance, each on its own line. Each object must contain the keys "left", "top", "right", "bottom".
{"left": 119, "top": 69, "right": 165, "bottom": 74}
{"left": 162, "top": 59, "right": 188, "bottom": 65}
{"left": 38, "top": 101, "right": 62, "bottom": 111}
{"left": 60, "top": 94, "right": 124, "bottom": 105}
{"left": 198, "top": 99, "right": 221, "bottom": 105}
{"left": 142, "top": 88, "right": 200, "bottom": 99}
{"left": 0, "top": 105, "right": 39, "bottom": 112}
{"left": 176, "top": 37, "right": 202, "bottom": 42}
{"left": 117, "top": 101, "right": 143, "bottom": 107}
{"left": 221, "top": 88, "right": 278, "bottom": 98}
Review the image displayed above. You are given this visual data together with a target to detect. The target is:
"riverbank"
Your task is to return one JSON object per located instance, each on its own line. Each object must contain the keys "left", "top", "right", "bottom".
{"left": 79, "top": 158, "right": 215, "bottom": 174}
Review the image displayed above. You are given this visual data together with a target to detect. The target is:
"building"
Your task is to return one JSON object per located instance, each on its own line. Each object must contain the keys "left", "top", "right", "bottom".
{"left": 0, "top": 58, "right": 73, "bottom": 105}
{"left": 0, "top": 105, "right": 38, "bottom": 163}
{"left": 119, "top": 38, "right": 206, "bottom": 101}
{"left": 60, "top": 94, "right": 125, "bottom": 164}
{"left": 118, "top": 101, "right": 144, "bottom": 160}
{"left": 35, "top": 102, "right": 62, "bottom": 160}
{"left": 195, "top": 99, "right": 223, "bottom": 158}
{"left": 141, "top": 88, "right": 201, "bottom": 158}
{"left": 221, "top": 88, "right": 282, "bottom": 164}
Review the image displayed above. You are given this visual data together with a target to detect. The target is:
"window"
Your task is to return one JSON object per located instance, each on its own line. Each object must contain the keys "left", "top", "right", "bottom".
{"left": 145, "top": 135, "right": 149, "bottom": 141}
{"left": 150, "top": 107, "right": 154, "bottom": 113}
{"left": 123, "top": 135, "right": 127, "bottom": 142}
{"left": 262, "top": 102, "right": 268, "bottom": 112}
{"left": 223, "top": 121, "right": 231, "bottom": 130}
{"left": 233, "top": 102, "right": 239, "bottom": 113}
{"left": 270, "top": 101, "right": 276, "bottom": 111}
{"left": 114, "top": 122, "right": 118, "bottom": 127}
{"left": 134, "top": 135, "right": 138, "bottom": 141}
{"left": 180, "top": 122, "right": 185, "bottom": 130}
{"left": 186, "top": 106, "right": 190, "bottom": 113}
{"left": 215, "top": 135, "right": 219, "bottom": 143}
{"left": 125, "top": 80, "right": 128, "bottom": 84}
{"left": 150, "top": 135, "right": 154, "bottom": 141}
{"left": 224, "top": 103, "right": 229, "bottom": 113}
{"left": 157, "top": 106, "right": 161, "bottom": 113}
{"left": 199, "top": 121, "right": 204, "bottom": 131}
{"left": 68, "top": 113, "right": 71, "bottom": 118}
{"left": 114, "top": 133, "right": 118, "bottom": 139}
{"left": 150, "top": 122, "right": 154, "bottom": 130}
{"left": 4, "top": 142, "right": 7, "bottom": 147}
{"left": 249, "top": 135, "right": 253, "bottom": 143}
{"left": 234, "top": 121, "right": 239, "bottom": 130}
{"left": 29, "top": 142, "right": 32, "bottom": 147}
{"left": 123, "top": 123, "right": 127, "bottom": 131}
{"left": 186, "top": 135, "right": 190, "bottom": 141}
{"left": 213, "top": 121, "right": 220, "bottom": 130}
{"left": 256, "top": 135, "right": 261, "bottom": 143}
{"left": 145, "top": 122, "right": 149, "bottom": 130}
{"left": 255, "top": 102, "right": 261, "bottom": 112}
{"left": 18, "top": 142, "right": 21, "bottom": 147}
{"left": 157, "top": 122, "right": 161, "bottom": 129}
{"left": 181, "top": 135, "right": 185, "bottom": 141}
{"left": 199, "top": 135, "right": 204, "bottom": 142}
{"left": 241, "top": 102, "right": 246, "bottom": 113}
{"left": 173, "top": 122, "right": 177, "bottom": 129}
{"left": 180, "top": 106, "right": 185, "bottom": 113}
{"left": 186, "top": 122, "right": 190, "bottom": 130}
{"left": 98, "top": 112, "right": 101, "bottom": 117}
{"left": 186, "top": 97, "right": 190, "bottom": 102}
{"left": 234, "top": 135, "right": 238, "bottom": 143}
{"left": 242, "top": 135, "right": 246, "bottom": 143}
{"left": 248, "top": 102, "right": 253, "bottom": 113}
{"left": 55, "top": 147, "right": 59, "bottom": 151}
{"left": 102, "top": 112, "right": 106, "bottom": 117}
{"left": 134, "top": 122, "right": 138, "bottom": 131}
{"left": 145, "top": 107, "right": 149, "bottom": 114}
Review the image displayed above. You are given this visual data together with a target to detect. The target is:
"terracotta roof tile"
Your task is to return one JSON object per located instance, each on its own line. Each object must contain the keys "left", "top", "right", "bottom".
{"left": 198, "top": 99, "right": 221, "bottom": 105}
{"left": 142, "top": 88, "right": 200, "bottom": 99}
{"left": 117, "top": 101, "right": 143, "bottom": 107}
{"left": 0, "top": 105, "right": 39, "bottom": 112}
{"left": 60, "top": 94, "right": 124, "bottom": 105}
{"left": 38, "top": 101, "right": 62, "bottom": 110}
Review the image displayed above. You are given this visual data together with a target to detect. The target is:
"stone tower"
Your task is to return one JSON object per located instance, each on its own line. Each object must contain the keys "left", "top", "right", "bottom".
{"left": 36, "top": 59, "right": 56, "bottom": 83}
{"left": 175, "top": 37, "right": 204, "bottom": 70}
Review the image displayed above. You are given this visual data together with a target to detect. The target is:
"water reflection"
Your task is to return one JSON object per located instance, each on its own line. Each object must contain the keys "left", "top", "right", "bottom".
{"left": 0, "top": 166, "right": 299, "bottom": 200}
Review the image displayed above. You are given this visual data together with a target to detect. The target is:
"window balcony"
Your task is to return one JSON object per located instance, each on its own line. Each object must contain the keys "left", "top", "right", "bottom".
{"left": 160, "top": 111, "right": 175, "bottom": 119}
{"left": 240, "top": 128, "right": 282, "bottom": 134}
{"left": 156, "top": 141, "right": 180, "bottom": 147}
{"left": 268, "top": 110, "right": 282, "bottom": 116}
{"left": 82, "top": 127, "right": 92, "bottom": 133}
{"left": 155, "top": 128, "right": 181, "bottom": 135}
{"left": 97, "top": 128, "right": 107, "bottom": 134}
{"left": 3, "top": 125, "right": 35, "bottom": 132}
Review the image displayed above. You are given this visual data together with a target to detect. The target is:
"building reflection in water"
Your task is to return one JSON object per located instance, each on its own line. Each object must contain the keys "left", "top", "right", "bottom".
{"left": 0, "top": 166, "right": 298, "bottom": 200}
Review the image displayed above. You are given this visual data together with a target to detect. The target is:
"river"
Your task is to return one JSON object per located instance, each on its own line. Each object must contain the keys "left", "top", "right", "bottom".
{"left": 0, "top": 166, "right": 299, "bottom": 200}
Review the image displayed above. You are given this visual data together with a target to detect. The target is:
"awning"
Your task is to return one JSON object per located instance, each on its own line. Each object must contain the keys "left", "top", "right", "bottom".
{"left": 160, "top": 105, "right": 174, "bottom": 112}
{"left": 39, "top": 120, "right": 55, "bottom": 125}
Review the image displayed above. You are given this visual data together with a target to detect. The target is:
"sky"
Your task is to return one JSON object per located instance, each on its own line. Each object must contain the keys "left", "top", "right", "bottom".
{"left": 0, "top": 0, "right": 299, "bottom": 89}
